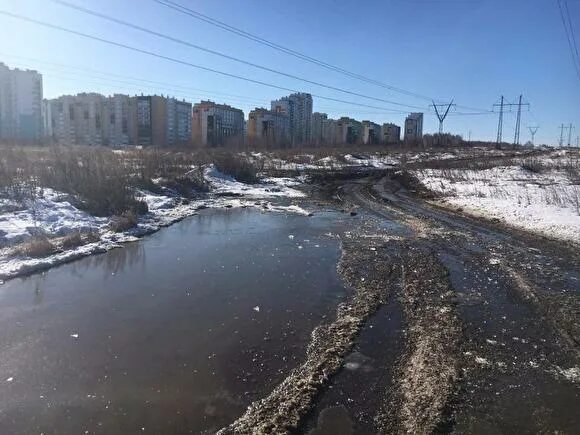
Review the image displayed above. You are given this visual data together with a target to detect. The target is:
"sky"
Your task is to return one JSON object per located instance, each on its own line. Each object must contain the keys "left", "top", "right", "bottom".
{"left": 0, "top": 0, "right": 579, "bottom": 145}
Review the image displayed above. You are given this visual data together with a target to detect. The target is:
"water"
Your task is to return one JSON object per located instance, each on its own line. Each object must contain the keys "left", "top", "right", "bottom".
{"left": 0, "top": 208, "right": 351, "bottom": 434}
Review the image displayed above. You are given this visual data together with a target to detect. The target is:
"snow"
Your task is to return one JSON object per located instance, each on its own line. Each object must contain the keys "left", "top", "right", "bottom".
{"left": 415, "top": 165, "right": 580, "bottom": 244}
{"left": 204, "top": 165, "right": 305, "bottom": 198}
{"left": 0, "top": 189, "right": 106, "bottom": 244}
{"left": 343, "top": 154, "right": 398, "bottom": 168}
{"left": 0, "top": 167, "right": 312, "bottom": 280}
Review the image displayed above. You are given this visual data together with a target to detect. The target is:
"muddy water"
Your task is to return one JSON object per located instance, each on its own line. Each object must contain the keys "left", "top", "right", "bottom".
{"left": 0, "top": 208, "right": 353, "bottom": 434}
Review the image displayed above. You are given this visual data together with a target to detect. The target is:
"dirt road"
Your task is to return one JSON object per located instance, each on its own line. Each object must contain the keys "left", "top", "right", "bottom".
{"left": 221, "top": 171, "right": 580, "bottom": 434}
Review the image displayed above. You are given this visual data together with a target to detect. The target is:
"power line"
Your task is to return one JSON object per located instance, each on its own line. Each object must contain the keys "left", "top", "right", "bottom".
{"left": 152, "top": 0, "right": 492, "bottom": 113}
{"left": 151, "top": 0, "right": 437, "bottom": 103}
{"left": 0, "top": 10, "right": 434, "bottom": 114}
{"left": 48, "top": 0, "right": 427, "bottom": 111}
{"left": 556, "top": 0, "right": 580, "bottom": 81}
{"left": 4, "top": 54, "right": 417, "bottom": 117}
{"left": 563, "top": 1, "right": 580, "bottom": 66}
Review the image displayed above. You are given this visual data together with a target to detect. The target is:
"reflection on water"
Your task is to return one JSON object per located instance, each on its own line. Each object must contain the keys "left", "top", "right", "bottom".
{"left": 0, "top": 208, "right": 351, "bottom": 434}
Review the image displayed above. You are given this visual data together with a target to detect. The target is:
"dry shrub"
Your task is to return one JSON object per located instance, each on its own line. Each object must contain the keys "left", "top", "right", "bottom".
{"left": 213, "top": 153, "right": 258, "bottom": 183}
{"left": 59, "top": 231, "right": 83, "bottom": 249}
{"left": 12, "top": 236, "right": 57, "bottom": 258}
{"left": 109, "top": 210, "right": 138, "bottom": 233}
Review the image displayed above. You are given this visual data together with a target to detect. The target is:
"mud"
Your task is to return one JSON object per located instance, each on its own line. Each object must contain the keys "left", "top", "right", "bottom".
{"left": 377, "top": 247, "right": 461, "bottom": 434}
{"left": 217, "top": 222, "right": 401, "bottom": 434}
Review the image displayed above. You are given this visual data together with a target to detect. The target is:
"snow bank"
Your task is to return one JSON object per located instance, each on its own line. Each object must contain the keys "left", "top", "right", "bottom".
{"left": 0, "top": 189, "right": 106, "bottom": 244}
{"left": 0, "top": 170, "right": 311, "bottom": 280}
{"left": 415, "top": 165, "right": 580, "bottom": 244}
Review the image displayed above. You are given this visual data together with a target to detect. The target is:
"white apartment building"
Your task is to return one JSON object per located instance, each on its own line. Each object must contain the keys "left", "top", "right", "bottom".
{"left": 0, "top": 62, "right": 43, "bottom": 142}
{"left": 271, "top": 92, "right": 312, "bottom": 146}
{"left": 404, "top": 113, "right": 424, "bottom": 143}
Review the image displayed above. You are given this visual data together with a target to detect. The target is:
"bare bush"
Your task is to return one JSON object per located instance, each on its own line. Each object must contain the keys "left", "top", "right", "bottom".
{"left": 213, "top": 153, "right": 258, "bottom": 183}
{"left": 109, "top": 210, "right": 138, "bottom": 233}
{"left": 12, "top": 235, "right": 57, "bottom": 258}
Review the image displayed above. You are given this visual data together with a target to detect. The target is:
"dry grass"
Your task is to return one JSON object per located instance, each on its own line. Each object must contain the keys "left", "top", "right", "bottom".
{"left": 11, "top": 235, "right": 57, "bottom": 258}
{"left": 109, "top": 211, "right": 138, "bottom": 233}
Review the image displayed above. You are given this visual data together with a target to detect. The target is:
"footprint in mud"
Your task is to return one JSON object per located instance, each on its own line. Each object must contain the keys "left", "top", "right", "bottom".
{"left": 308, "top": 405, "right": 354, "bottom": 435}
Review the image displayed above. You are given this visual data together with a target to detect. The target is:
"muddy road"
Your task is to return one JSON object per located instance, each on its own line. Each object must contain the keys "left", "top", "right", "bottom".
{"left": 222, "top": 171, "right": 580, "bottom": 434}
{"left": 0, "top": 171, "right": 578, "bottom": 434}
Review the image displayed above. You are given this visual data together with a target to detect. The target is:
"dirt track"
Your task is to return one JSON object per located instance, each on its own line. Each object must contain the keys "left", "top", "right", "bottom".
{"left": 219, "top": 171, "right": 580, "bottom": 434}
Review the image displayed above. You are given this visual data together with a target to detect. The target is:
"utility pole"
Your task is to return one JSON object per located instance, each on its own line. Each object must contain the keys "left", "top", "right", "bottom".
{"left": 432, "top": 100, "right": 455, "bottom": 134}
{"left": 468, "top": 130, "right": 472, "bottom": 142}
{"left": 559, "top": 124, "right": 566, "bottom": 147}
{"left": 527, "top": 126, "right": 539, "bottom": 146}
{"left": 567, "top": 123, "right": 574, "bottom": 147}
{"left": 495, "top": 96, "right": 504, "bottom": 147}
{"left": 576, "top": 136, "right": 579, "bottom": 147}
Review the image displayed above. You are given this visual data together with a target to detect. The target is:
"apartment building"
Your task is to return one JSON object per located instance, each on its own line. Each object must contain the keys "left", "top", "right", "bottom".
{"left": 166, "top": 98, "right": 192, "bottom": 147}
{"left": 271, "top": 92, "right": 312, "bottom": 146}
{"left": 45, "top": 93, "right": 191, "bottom": 147}
{"left": 247, "top": 107, "right": 290, "bottom": 148}
{"left": 47, "top": 93, "right": 105, "bottom": 146}
{"left": 192, "top": 100, "right": 244, "bottom": 147}
{"left": 337, "top": 117, "right": 362, "bottom": 145}
{"left": 404, "top": 112, "right": 423, "bottom": 143}
{"left": 105, "top": 94, "right": 137, "bottom": 147}
{"left": 322, "top": 117, "right": 339, "bottom": 146}
{"left": 311, "top": 112, "right": 327, "bottom": 146}
{"left": 361, "top": 120, "right": 382, "bottom": 145}
{"left": 136, "top": 95, "right": 166, "bottom": 147}
{"left": 0, "top": 62, "right": 43, "bottom": 142}
{"left": 382, "top": 123, "right": 401, "bottom": 144}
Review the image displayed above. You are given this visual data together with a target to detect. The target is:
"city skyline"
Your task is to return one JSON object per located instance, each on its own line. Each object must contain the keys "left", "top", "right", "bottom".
{"left": 0, "top": 0, "right": 579, "bottom": 145}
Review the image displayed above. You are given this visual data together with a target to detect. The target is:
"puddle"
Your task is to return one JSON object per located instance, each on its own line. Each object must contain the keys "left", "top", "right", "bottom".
{"left": 0, "top": 208, "right": 353, "bottom": 434}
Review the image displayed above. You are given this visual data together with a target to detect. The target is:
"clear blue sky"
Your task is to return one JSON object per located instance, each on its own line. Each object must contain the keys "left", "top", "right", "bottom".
{"left": 0, "top": 0, "right": 578, "bottom": 145}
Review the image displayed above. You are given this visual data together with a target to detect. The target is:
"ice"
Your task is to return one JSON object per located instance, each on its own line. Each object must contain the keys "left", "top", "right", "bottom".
{"left": 253, "top": 306, "right": 260, "bottom": 313}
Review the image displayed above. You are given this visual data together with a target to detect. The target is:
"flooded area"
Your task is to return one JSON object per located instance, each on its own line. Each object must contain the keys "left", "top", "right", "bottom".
{"left": 0, "top": 208, "right": 353, "bottom": 434}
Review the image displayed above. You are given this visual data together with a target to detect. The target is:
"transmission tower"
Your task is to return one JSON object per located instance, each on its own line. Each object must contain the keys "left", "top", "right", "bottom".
{"left": 514, "top": 95, "right": 523, "bottom": 145}
{"left": 493, "top": 96, "right": 529, "bottom": 147}
{"left": 494, "top": 96, "right": 505, "bottom": 147}
{"left": 432, "top": 100, "right": 455, "bottom": 134}
{"left": 559, "top": 124, "right": 566, "bottom": 146}
{"left": 567, "top": 123, "right": 575, "bottom": 147}
{"left": 527, "top": 126, "right": 539, "bottom": 145}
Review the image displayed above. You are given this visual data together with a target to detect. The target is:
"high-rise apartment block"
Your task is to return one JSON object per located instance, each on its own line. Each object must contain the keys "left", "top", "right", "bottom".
{"left": 311, "top": 112, "right": 327, "bottom": 146}
{"left": 192, "top": 100, "right": 244, "bottom": 147}
{"left": 404, "top": 112, "right": 423, "bottom": 143}
{"left": 0, "top": 62, "right": 43, "bottom": 142}
{"left": 337, "top": 117, "right": 362, "bottom": 144}
{"left": 247, "top": 108, "right": 290, "bottom": 148}
{"left": 271, "top": 92, "right": 312, "bottom": 145}
{"left": 361, "top": 120, "right": 382, "bottom": 145}
{"left": 382, "top": 123, "right": 401, "bottom": 144}
{"left": 45, "top": 93, "right": 191, "bottom": 147}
